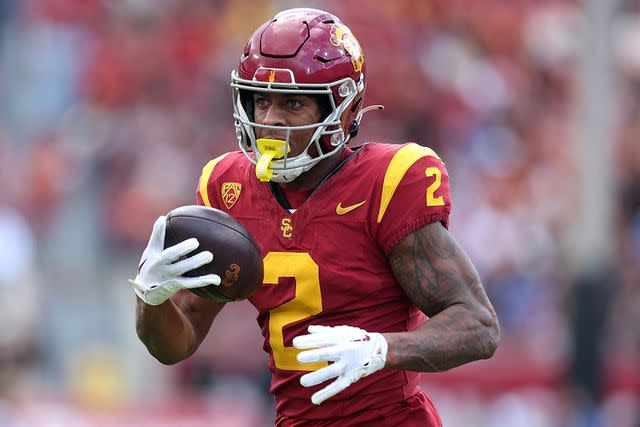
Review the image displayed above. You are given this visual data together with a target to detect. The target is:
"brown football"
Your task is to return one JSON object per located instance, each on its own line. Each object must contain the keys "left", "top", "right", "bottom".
{"left": 164, "top": 205, "right": 263, "bottom": 302}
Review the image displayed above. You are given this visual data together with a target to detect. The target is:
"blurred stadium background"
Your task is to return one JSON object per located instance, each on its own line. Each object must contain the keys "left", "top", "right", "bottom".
{"left": 0, "top": 0, "right": 638, "bottom": 426}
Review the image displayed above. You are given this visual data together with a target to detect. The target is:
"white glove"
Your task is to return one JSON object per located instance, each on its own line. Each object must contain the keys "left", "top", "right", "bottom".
{"left": 129, "top": 216, "right": 221, "bottom": 306}
{"left": 293, "top": 325, "right": 388, "bottom": 405}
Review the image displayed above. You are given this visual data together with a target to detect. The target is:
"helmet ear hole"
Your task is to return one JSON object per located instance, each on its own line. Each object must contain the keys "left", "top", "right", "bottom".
{"left": 344, "top": 97, "right": 363, "bottom": 139}
{"left": 348, "top": 120, "right": 359, "bottom": 139}
{"left": 350, "top": 97, "right": 362, "bottom": 113}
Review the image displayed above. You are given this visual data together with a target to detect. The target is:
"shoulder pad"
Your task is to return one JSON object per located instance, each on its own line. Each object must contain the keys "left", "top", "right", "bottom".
{"left": 377, "top": 143, "right": 442, "bottom": 223}
{"left": 198, "top": 153, "right": 231, "bottom": 207}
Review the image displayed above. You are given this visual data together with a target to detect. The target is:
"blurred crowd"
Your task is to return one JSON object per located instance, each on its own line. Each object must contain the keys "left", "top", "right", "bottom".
{"left": 0, "top": 0, "right": 639, "bottom": 426}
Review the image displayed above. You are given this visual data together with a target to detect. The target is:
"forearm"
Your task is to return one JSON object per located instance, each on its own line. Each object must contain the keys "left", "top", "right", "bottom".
{"left": 383, "top": 302, "right": 499, "bottom": 372}
{"left": 136, "top": 297, "right": 198, "bottom": 365}
{"left": 386, "top": 222, "right": 500, "bottom": 372}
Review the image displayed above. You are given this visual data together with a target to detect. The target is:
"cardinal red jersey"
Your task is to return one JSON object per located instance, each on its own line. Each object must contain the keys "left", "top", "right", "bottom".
{"left": 196, "top": 143, "right": 450, "bottom": 425}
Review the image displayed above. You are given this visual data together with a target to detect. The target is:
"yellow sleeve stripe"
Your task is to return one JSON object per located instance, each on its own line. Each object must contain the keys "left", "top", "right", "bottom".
{"left": 377, "top": 143, "right": 441, "bottom": 223}
{"left": 198, "top": 153, "right": 230, "bottom": 207}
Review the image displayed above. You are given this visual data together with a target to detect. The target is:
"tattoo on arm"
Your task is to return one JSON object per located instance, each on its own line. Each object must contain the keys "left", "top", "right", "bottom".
{"left": 386, "top": 222, "right": 499, "bottom": 372}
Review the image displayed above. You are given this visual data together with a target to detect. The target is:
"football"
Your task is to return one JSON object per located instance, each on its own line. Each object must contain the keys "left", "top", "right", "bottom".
{"left": 164, "top": 205, "right": 264, "bottom": 302}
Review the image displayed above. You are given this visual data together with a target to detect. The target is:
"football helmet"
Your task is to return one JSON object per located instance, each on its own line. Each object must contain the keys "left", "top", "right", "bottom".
{"left": 231, "top": 8, "right": 368, "bottom": 183}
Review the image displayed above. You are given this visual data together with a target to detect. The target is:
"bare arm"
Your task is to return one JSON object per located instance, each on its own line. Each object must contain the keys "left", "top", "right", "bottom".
{"left": 383, "top": 222, "right": 500, "bottom": 372}
{"left": 136, "top": 291, "right": 225, "bottom": 365}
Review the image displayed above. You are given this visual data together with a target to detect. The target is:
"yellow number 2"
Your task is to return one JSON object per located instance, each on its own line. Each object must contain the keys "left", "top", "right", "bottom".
{"left": 425, "top": 166, "right": 445, "bottom": 207}
{"left": 263, "top": 252, "right": 326, "bottom": 371}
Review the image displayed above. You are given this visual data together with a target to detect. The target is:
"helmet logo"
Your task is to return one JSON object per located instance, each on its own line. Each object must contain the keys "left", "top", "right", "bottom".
{"left": 221, "top": 182, "right": 242, "bottom": 209}
{"left": 330, "top": 23, "right": 364, "bottom": 73}
{"left": 254, "top": 67, "right": 295, "bottom": 83}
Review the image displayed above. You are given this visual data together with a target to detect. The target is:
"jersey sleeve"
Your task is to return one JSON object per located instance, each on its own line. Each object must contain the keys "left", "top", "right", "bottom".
{"left": 372, "top": 144, "right": 451, "bottom": 255}
{"left": 194, "top": 153, "right": 231, "bottom": 208}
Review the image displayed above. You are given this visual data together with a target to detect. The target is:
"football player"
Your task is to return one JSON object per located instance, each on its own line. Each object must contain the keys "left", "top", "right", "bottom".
{"left": 131, "top": 8, "right": 500, "bottom": 426}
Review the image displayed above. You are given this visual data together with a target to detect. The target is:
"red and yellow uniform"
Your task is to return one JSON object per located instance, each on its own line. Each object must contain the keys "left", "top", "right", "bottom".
{"left": 196, "top": 143, "right": 450, "bottom": 426}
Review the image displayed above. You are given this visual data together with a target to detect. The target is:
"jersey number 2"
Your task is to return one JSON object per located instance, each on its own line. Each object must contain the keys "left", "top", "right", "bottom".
{"left": 263, "top": 252, "right": 327, "bottom": 371}
{"left": 426, "top": 166, "right": 445, "bottom": 207}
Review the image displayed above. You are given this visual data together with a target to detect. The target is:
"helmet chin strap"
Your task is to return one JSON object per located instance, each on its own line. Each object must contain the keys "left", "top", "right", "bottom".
{"left": 255, "top": 138, "right": 320, "bottom": 183}
{"left": 269, "top": 154, "right": 318, "bottom": 183}
{"left": 256, "top": 105, "right": 385, "bottom": 183}
{"left": 269, "top": 164, "right": 310, "bottom": 183}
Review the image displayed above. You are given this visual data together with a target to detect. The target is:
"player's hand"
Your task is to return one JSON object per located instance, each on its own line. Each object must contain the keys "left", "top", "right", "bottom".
{"left": 293, "top": 325, "right": 388, "bottom": 405}
{"left": 129, "top": 216, "right": 221, "bottom": 306}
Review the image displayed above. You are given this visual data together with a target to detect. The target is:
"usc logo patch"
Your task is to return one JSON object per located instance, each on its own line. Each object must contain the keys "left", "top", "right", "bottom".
{"left": 222, "top": 263, "right": 240, "bottom": 287}
{"left": 281, "top": 218, "right": 293, "bottom": 238}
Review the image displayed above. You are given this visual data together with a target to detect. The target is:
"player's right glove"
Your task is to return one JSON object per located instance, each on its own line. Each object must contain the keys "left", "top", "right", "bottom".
{"left": 129, "top": 216, "right": 220, "bottom": 306}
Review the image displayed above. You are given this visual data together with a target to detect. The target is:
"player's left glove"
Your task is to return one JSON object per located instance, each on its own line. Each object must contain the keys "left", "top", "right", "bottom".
{"left": 293, "top": 325, "right": 388, "bottom": 405}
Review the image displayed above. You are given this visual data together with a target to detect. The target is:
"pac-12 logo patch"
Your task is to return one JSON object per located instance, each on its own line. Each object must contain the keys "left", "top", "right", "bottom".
{"left": 221, "top": 182, "right": 242, "bottom": 209}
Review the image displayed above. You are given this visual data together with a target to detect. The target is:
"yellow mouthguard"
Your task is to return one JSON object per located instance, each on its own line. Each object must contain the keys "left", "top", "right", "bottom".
{"left": 255, "top": 138, "right": 290, "bottom": 182}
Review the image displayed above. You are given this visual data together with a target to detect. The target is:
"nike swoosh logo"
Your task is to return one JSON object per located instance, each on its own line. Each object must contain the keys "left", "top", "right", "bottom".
{"left": 336, "top": 200, "right": 366, "bottom": 215}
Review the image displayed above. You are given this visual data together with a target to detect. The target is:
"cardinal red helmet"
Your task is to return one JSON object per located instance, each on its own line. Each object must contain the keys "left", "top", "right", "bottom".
{"left": 231, "top": 8, "right": 367, "bottom": 182}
